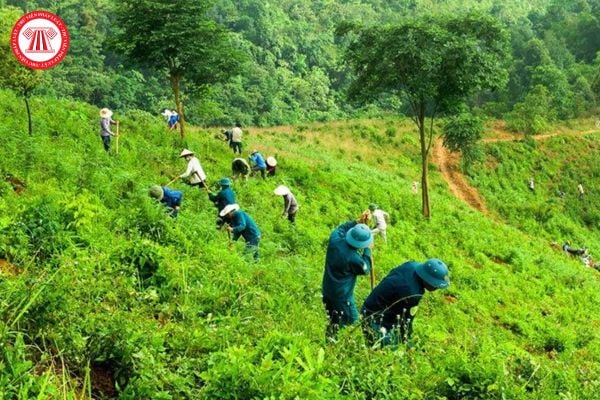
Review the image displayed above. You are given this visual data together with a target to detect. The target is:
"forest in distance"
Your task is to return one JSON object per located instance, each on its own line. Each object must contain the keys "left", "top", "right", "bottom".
{"left": 2, "top": 0, "right": 599, "bottom": 128}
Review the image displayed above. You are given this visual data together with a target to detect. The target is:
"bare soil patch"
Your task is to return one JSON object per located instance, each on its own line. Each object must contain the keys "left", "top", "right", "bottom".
{"left": 432, "top": 137, "right": 491, "bottom": 215}
{"left": 0, "top": 259, "right": 20, "bottom": 276}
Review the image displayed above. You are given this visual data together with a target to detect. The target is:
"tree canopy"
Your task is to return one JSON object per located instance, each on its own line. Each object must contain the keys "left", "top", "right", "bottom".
{"left": 343, "top": 13, "right": 510, "bottom": 218}
{"left": 2, "top": 0, "right": 599, "bottom": 126}
{"left": 113, "top": 0, "right": 242, "bottom": 136}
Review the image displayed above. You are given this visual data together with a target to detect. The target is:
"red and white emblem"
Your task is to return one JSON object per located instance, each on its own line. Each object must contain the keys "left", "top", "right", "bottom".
{"left": 11, "top": 10, "right": 70, "bottom": 70}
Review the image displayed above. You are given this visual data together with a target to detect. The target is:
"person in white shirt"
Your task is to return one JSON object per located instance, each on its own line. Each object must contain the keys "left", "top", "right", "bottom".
{"left": 161, "top": 109, "right": 173, "bottom": 123}
{"left": 368, "top": 203, "right": 389, "bottom": 243}
{"left": 577, "top": 183, "right": 585, "bottom": 198}
{"left": 231, "top": 122, "right": 243, "bottom": 154}
{"left": 177, "top": 149, "right": 207, "bottom": 190}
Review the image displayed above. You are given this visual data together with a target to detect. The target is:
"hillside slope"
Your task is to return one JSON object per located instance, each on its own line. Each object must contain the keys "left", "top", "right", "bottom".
{"left": 1, "top": 90, "right": 599, "bottom": 399}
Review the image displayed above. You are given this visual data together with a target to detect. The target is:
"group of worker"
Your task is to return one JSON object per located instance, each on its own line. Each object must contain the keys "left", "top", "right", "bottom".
{"left": 322, "top": 218, "right": 450, "bottom": 348}
{"left": 221, "top": 125, "right": 278, "bottom": 178}
{"left": 99, "top": 108, "right": 450, "bottom": 349}
{"left": 528, "top": 177, "right": 586, "bottom": 199}
{"left": 164, "top": 145, "right": 449, "bottom": 348}
{"left": 147, "top": 147, "right": 298, "bottom": 260}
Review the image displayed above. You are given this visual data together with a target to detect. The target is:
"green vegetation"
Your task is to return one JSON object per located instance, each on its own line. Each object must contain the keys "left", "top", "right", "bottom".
{"left": 470, "top": 124, "right": 600, "bottom": 240}
{"left": 2, "top": 0, "right": 599, "bottom": 126}
{"left": 1, "top": 0, "right": 600, "bottom": 398}
{"left": 113, "top": 0, "right": 243, "bottom": 137}
{"left": 1, "top": 88, "right": 599, "bottom": 398}
{"left": 443, "top": 112, "right": 485, "bottom": 169}
{"left": 342, "top": 13, "right": 509, "bottom": 218}
{"left": 0, "top": 7, "right": 44, "bottom": 135}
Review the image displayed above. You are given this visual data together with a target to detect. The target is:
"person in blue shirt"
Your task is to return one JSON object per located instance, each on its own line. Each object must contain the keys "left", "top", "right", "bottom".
{"left": 220, "top": 204, "right": 261, "bottom": 260}
{"left": 361, "top": 259, "right": 449, "bottom": 348}
{"left": 149, "top": 185, "right": 183, "bottom": 218}
{"left": 168, "top": 111, "right": 180, "bottom": 130}
{"left": 249, "top": 150, "right": 267, "bottom": 179}
{"left": 322, "top": 221, "right": 373, "bottom": 341}
{"left": 208, "top": 178, "right": 237, "bottom": 229}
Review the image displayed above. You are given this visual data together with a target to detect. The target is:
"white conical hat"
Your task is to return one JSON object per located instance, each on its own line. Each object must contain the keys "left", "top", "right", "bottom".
{"left": 179, "top": 149, "right": 194, "bottom": 157}
{"left": 273, "top": 185, "right": 290, "bottom": 196}
{"left": 266, "top": 156, "right": 277, "bottom": 166}
{"left": 219, "top": 203, "right": 240, "bottom": 217}
{"left": 100, "top": 108, "right": 112, "bottom": 118}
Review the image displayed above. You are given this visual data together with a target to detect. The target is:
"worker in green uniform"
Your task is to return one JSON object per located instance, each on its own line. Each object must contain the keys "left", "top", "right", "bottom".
{"left": 361, "top": 259, "right": 449, "bottom": 348}
{"left": 322, "top": 221, "right": 373, "bottom": 341}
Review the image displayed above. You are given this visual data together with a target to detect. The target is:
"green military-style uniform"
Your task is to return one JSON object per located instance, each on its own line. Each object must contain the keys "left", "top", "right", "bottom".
{"left": 210, "top": 178, "right": 236, "bottom": 229}
{"left": 361, "top": 262, "right": 424, "bottom": 347}
{"left": 209, "top": 186, "right": 236, "bottom": 212}
{"left": 228, "top": 209, "right": 261, "bottom": 260}
{"left": 322, "top": 221, "right": 372, "bottom": 338}
{"left": 362, "top": 259, "right": 449, "bottom": 348}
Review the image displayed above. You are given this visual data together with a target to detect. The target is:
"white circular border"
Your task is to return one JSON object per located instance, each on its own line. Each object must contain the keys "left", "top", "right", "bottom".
{"left": 11, "top": 10, "right": 70, "bottom": 70}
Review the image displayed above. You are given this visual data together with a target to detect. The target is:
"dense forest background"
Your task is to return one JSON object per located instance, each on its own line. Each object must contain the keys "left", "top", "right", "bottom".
{"left": 2, "top": 0, "right": 600, "bottom": 127}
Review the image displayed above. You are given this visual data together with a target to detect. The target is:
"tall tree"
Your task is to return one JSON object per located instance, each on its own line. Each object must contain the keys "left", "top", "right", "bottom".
{"left": 0, "top": 6, "right": 44, "bottom": 136}
{"left": 342, "top": 13, "right": 509, "bottom": 218}
{"left": 114, "top": 0, "right": 242, "bottom": 137}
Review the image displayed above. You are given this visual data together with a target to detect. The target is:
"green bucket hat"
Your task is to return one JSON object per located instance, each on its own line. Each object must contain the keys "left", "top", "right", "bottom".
{"left": 219, "top": 178, "right": 232, "bottom": 187}
{"left": 345, "top": 224, "right": 373, "bottom": 249}
{"left": 415, "top": 259, "right": 450, "bottom": 289}
{"left": 149, "top": 185, "right": 164, "bottom": 200}
{"left": 368, "top": 203, "right": 377, "bottom": 211}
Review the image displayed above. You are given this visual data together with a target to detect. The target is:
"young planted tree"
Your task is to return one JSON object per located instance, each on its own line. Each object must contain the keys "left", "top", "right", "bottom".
{"left": 343, "top": 13, "right": 509, "bottom": 218}
{"left": 0, "top": 7, "right": 44, "bottom": 136}
{"left": 114, "top": 0, "right": 242, "bottom": 137}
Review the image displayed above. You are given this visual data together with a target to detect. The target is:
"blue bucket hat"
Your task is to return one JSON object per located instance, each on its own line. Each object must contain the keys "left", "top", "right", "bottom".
{"left": 345, "top": 224, "right": 373, "bottom": 249}
{"left": 415, "top": 258, "right": 450, "bottom": 289}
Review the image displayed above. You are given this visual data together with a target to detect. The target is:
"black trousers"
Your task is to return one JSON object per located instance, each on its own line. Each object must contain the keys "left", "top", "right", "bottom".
{"left": 101, "top": 135, "right": 110, "bottom": 152}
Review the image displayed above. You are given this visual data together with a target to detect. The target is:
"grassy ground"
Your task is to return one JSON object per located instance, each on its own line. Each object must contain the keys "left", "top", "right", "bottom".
{"left": 0, "top": 89, "right": 599, "bottom": 399}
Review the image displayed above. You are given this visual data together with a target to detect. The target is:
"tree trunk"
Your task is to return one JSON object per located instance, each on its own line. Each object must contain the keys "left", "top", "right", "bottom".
{"left": 169, "top": 74, "right": 185, "bottom": 138}
{"left": 24, "top": 94, "right": 32, "bottom": 136}
{"left": 417, "top": 106, "right": 431, "bottom": 219}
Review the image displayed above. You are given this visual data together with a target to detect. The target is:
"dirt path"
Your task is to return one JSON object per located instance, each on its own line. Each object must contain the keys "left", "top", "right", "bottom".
{"left": 431, "top": 125, "right": 599, "bottom": 215}
{"left": 432, "top": 138, "right": 492, "bottom": 215}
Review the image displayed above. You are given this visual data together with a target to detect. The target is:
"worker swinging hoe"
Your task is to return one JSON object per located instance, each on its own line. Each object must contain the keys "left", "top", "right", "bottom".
{"left": 164, "top": 149, "right": 210, "bottom": 191}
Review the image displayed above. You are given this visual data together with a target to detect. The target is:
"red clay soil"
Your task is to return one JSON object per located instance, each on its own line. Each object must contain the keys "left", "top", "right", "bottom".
{"left": 432, "top": 137, "right": 491, "bottom": 215}
{"left": 444, "top": 294, "right": 458, "bottom": 303}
